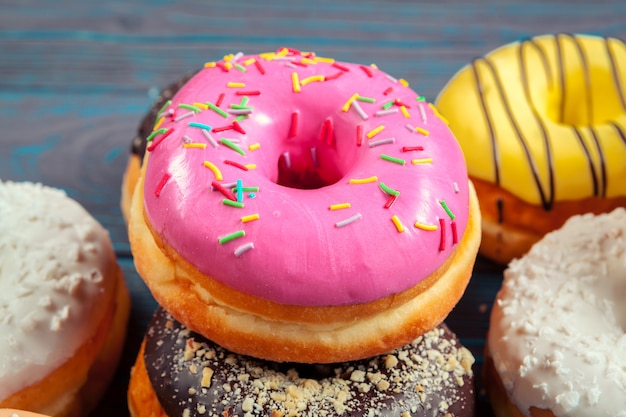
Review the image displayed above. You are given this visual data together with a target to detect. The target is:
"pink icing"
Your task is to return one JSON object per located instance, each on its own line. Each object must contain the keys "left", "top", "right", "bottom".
{"left": 142, "top": 48, "right": 470, "bottom": 307}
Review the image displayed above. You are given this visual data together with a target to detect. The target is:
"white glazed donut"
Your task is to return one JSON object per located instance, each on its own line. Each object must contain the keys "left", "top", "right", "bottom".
{"left": 0, "top": 181, "right": 130, "bottom": 417}
{"left": 485, "top": 208, "right": 626, "bottom": 417}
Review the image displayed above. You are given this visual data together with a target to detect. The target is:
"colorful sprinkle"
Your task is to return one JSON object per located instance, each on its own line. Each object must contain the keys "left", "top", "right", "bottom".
{"left": 379, "top": 182, "right": 400, "bottom": 197}
{"left": 356, "top": 125, "right": 364, "bottom": 146}
{"left": 203, "top": 161, "right": 223, "bottom": 180}
{"left": 415, "top": 127, "right": 430, "bottom": 136}
{"left": 244, "top": 164, "right": 257, "bottom": 170}
{"left": 241, "top": 213, "right": 260, "bottom": 223}
{"left": 440, "top": 200, "right": 456, "bottom": 220}
{"left": 146, "top": 128, "right": 168, "bottom": 142}
{"left": 324, "top": 71, "right": 344, "bottom": 81}
{"left": 282, "top": 152, "right": 291, "bottom": 169}
{"left": 236, "top": 179, "right": 243, "bottom": 203}
{"left": 178, "top": 103, "right": 201, "bottom": 113}
{"left": 335, "top": 212, "right": 362, "bottom": 228}
{"left": 332, "top": 62, "right": 350, "bottom": 72}
{"left": 349, "top": 176, "right": 378, "bottom": 184}
{"left": 183, "top": 143, "right": 207, "bottom": 149}
{"left": 234, "top": 242, "right": 255, "bottom": 257}
{"left": 382, "top": 101, "right": 395, "bottom": 110}
{"left": 192, "top": 102, "right": 209, "bottom": 111}
{"left": 220, "top": 138, "right": 246, "bottom": 156}
{"left": 188, "top": 121, "right": 212, "bottom": 130}
{"left": 451, "top": 221, "right": 459, "bottom": 244}
{"left": 383, "top": 87, "right": 393, "bottom": 95}
{"left": 360, "top": 65, "right": 374, "bottom": 77}
{"left": 399, "top": 78, "right": 409, "bottom": 87}
{"left": 310, "top": 147, "right": 318, "bottom": 167}
{"left": 384, "top": 194, "right": 398, "bottom": 209}
{"left": 174, "top": 111, "right": 195, "bottom": 122}
{"left": 211, "top": 180, "right": 237, "bottom": 201}
{"left": 291, "top": 72, "right": 301, "bottom": 93}
{"left": 224, "top": 160, "right": 249, "bottom": 171}
{"left": 289, "top": 111, "right": 299, "bottom": 138}
{"left": 300, "top": 75, "right": 325, "bottom": 85}
{"left": 375, "top": 108, "right": 399, "bottom": 117}
{"left": 216, "top": 93, "right": 226, "bottom": 107}
{"left": 201, "top": 129, "right": 219, "bottom": 148}
{"left": 366, "top": 125, "right": 385, "bottom": 139}
{"left": 207, "top": 102, "right": 229, "bottom": 118}
{"left": 329, "top": 202, "right": 351, "bottom": 211}
{"left": 453, "top": 182, "right": 460, "bottom": 193}
{"left": 223, "top": 199, "right": 245, "bottom": 209}
{"left": 232, "top": 120, "right": 246, "bottom": 134}
{"left": 146, "top": 127, "right": 174, "bottom": 152}
{"left": 369, "top": 137, "right": 396, "bottom": 148}
{"left": 342, "top": 93, "right": 360, "bottom": 112}
{"left": 352, "top": 100, "right": 368, "bottom": 120}
{"left": 439, "top": 218, "right": 446, "bottom": 251}
{"left": 154, "top": 172, "right": 171, "bottom": 197}
{"left": 402, "top": 146, "right": 424, "bottom": 152}
{"left": 157, "top": 100, "right": 172, "bottom": 117}
{"left": 400, "top": 105, "right": 411, "bottom": 119}
{"left": 357, "top": 96, "right": 376, "bottom": 103}
{"left": 236, "top": 90, "right": 261, "bottom": 96}
{"left": 227, "top": 82, "right": 245, "bottom": 88}
{"left": 218, "top": 230, "right": 245, "bottom": 244}
{"left": 254, "top": 60, "right": 266, "bottom": 74}
{"left": 153, "top": 116, "right": 165, "bottom": 130}
{"left": 414, "top": 221, "right": 438, "bottom": 231}
{"left": 419, "top": 104, "right": 428, "bottom": 124}
{"left": 248, "top": 143, "right": 261, "bottom": 151}
{"left": 380, "top": 154, "right": 406, "bottom": 165}
{"left": 411, "top": 158, "right": 433, "bottom": 164}
{"left": 391, "top": 215, "right": 405, "bottom": 233}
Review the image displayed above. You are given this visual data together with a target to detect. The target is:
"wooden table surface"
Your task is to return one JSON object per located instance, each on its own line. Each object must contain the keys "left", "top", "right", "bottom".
{"left": 1, "top": 1, "right": 625, "bottom": 416}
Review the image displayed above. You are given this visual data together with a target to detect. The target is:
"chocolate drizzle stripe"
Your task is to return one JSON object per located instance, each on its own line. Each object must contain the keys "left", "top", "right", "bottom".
{"left": 473, "top": 54, "right": 552, "bottom": 210}
{"left": 605, "top": 36, "right": 626, "bottom": 112}
{"left": 471, "top": 57, "right": 501, "bottom": 186}
{"left": 588, "top": 126, "right": 608, "bottom": 197}
{"left": 520, "top": 39, "right": 555, "bottom": 208}
{"left": 572, "top": 126, "right": 600, "bottom": 197}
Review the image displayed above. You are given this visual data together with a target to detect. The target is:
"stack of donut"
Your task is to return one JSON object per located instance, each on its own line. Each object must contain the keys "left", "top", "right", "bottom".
{"left": 436, "top": 33, "right": 626, "bottom": 264}
{"left": 124, "top": 48, "right": 482, "bottom": 416}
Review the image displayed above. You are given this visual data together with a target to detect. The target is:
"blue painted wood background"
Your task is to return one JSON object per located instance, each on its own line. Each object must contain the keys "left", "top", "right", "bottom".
{"left": 1, "top": 1, "right": 625, "bottom": 415}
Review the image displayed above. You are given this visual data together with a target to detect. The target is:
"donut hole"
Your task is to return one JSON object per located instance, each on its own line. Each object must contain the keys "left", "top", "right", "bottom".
{"left": 273, "top": 123, "right": 358, "bottom": 190}
{"left": 276, "top": 151, "right": 343, "bottom": 190}
{"left": 547, "top": 67, "right": 623, "bottom": 126}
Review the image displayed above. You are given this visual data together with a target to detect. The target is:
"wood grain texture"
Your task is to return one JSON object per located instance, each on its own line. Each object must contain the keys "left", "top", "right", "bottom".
{"left": 1, "top": 1, "right": 625, "bottom": 415}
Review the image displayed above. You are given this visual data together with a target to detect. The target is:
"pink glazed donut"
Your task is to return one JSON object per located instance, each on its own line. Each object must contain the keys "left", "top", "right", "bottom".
{"left": 128, "top": 48, "right": 481, "bottom": 363}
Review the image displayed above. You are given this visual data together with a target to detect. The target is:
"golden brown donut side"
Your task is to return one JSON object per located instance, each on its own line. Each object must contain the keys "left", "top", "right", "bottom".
{"left": 128, "top": 343, "right": 168, "bottom": 417}
{"left": 128, "top": 166, "right": 482, "bottom": 363}
{"left": 474, "top": 177, "right": 626, "bottom": 263}
{"left": 0, "top": 268, "right": 129, "bottom": 417}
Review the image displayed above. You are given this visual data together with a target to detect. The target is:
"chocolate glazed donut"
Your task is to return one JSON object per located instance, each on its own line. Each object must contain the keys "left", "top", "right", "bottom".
{"left": 140, "top": 308, "right": 475, "bottom": 417}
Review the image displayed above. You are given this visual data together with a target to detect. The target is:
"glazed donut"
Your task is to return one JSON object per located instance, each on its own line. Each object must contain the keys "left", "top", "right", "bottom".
{"left": 0, "top": 410, "right": 51, "bottom": 417}
{"left": 128, "top": 48, "right": 482, "bottom": 363}
{"left": 121, "top": 74, "right": 194, "bottom": 222}
{"left": 0, "top": 181, "right": 130, "bottom": 417}
{"left": 128, "top": 307, "right": 476, "bottom": 417}
{"left": 485, "top": 208, "right": 626, "bottom": 417}
{"left": 436, "top": 33, "right": 626, "bottom": 264}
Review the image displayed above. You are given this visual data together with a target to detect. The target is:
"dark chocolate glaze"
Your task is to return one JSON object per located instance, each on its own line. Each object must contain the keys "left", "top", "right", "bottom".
{"left": 131, "top": 72, "right": 198, "bottom": 161}
{"left": 470, "top": 34, "right": 626, "bottom": 212}
{"left": 143, "top": 307, "right": 475, "bottom": 417}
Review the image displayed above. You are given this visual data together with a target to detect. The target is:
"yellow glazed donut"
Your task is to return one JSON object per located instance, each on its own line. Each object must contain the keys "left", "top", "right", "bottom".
{"left": 436, "top": 33, "right": 626, "bottom": 264}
